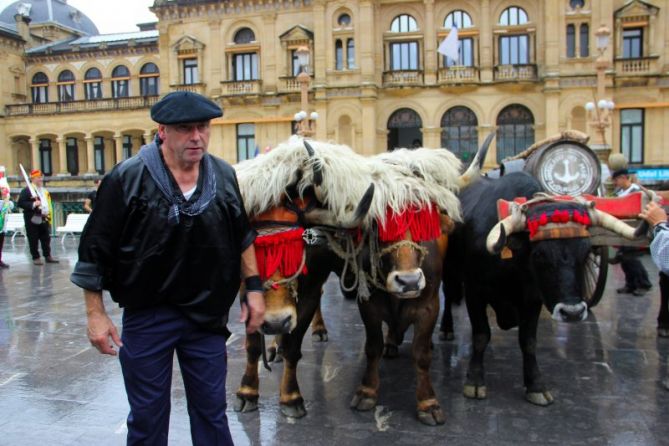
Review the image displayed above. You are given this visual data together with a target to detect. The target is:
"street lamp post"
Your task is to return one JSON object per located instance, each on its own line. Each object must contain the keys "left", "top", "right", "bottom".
{"left": 294, "top": 45, "right": 318, "bottom": 138}
{"left": 585, "top": 24, "right": 613, "bottom": 162}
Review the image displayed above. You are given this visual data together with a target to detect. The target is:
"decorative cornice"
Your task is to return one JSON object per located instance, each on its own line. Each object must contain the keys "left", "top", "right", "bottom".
{"left": 151, "top": 0, "right": 313, "bottom": 22}
{"left": 25, "top": 45, "right": 158, "bottom": 64}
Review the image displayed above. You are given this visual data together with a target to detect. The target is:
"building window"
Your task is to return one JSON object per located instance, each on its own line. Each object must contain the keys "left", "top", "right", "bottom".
{"left": 620, "top": 109, "right": 644, "bottom": 164}
{"left": 291, "top": 50, "right": 302, "bottom": 76}
{"left": 139, "top": 63, "right": 159, "bottom": 96}
{"left": 496, "top": 104, "right": 534, "bottom": 162}
{"left": 234, "top": 28, "right": 256, "bottom": 44}
{"left": 566, "top": 24, "right": 576, "bottom": 58}
{"left": 236, "top": 123, "right": 256, "bottom": 162}
{"left": 622, "top": 28, "right": 643, "bottom": 59}
{"left": 183, "top": 58, "right": 199, "bottom": 84}
{"left": 443, "top": 38, "right": 473, "bottom": 67}
{"left": 390, "top": 14, "right": 418, "bottom": 32}
{"left": 111, "top": 65, "right": 130, "bottom": 98}
{"left": 390, "top": 42, "right": 419, "bottom": 70}
{"left": 580, "top": 24, "right": 589, "bottom": 57}
{"left": 441, "top": 106, "right": 478, "bottom": 163}
{"left": 84, "top": 68, "right": 102, "bottom": 100}
{"left": 338, "top": 13, "right": 351, "bottom": 27}
{"left": 233, "top": 53, "right": 259, "bottom": 81}
{"left": 499, "top": 6, "right": 528, "bottom": 26}
{"left": 94, "top": 136, "right": 105, "bottom": 174}
{"left": 66, "top": 137, "right": 78, "bottom": 175}
{"left": 335, "top": 40, "right": 344, "bottom": 70}
{"left": 499, "top": 35, "right": 529, "bottom": 64}
{"left": 123, "top": 135, "right": 133, "bottom": 160}
{"left": 31, "top": 72, "right": 49, "bottom": 104}
{"left": 347, "top": 39, "right": 355, "bottom": 68}
{"left": 39, "top": 139, "right": 52, "bottom": 176}
{"left": 387, "top": 108, "right": 422, "bottom": 151}
{"left": 444, "top": 10, "right": 472, "bottom": 29}
{"left": 570, "top": 0, "right": 585, "bottom": 9}
{"left": 57, "top": 70, "right": 75, "bottom": 102}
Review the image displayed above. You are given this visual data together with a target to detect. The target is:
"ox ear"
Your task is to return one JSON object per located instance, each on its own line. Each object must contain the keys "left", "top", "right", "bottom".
{"left": 489, "top": 224, "right": 507, "bottom": 254}
{"left": 304, "top": 141, "right": 323, "bottom": 186}
{"left": 459, "top": 132, "right": 494, "bottom": 189}
{"left": 350, "top": 183, "right": 375, "bottom": 226}
{"left": 303, "top": 183, "right": 375, "bottom": 229}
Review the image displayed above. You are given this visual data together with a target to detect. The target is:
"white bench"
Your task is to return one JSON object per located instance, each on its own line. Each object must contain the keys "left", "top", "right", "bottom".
{"left": 4, "top": 213, "right": 25, "bottom": 243}
{"left": 56, "top": 213, "right": 89, "bottom": 245}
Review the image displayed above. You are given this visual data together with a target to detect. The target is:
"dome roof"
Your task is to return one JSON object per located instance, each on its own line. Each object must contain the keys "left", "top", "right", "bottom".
{"left": 0, "top": 0, "right": 99, "bottom": 36}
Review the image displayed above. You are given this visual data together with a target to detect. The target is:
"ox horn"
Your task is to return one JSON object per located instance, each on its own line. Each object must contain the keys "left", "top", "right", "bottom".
{"left": 303, "top": 183, "right": 375, "bottom": 228}
{"left": 458, "top": 132, "right": 494, "bottom": 189}
{"left": 304, "top": 140, "right": 323, "bottom": 186}
{"left": 486, "top": 203, "right": 526, "bottom": 254}
{"left": 587, "top": 207, "right": 648, "bottom": 240}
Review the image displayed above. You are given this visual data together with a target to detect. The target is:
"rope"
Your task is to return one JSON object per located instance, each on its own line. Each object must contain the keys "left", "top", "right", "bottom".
{"left": 262, "top": 250, "right": 306, "bottom": 296}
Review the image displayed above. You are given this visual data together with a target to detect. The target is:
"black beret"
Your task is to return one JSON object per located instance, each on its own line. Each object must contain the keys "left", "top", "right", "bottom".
{"left": 151, "top": 91, "right": 222, "bottom": 124}
{"left": 611, "top": 168, "right": 629, "bottom": 178}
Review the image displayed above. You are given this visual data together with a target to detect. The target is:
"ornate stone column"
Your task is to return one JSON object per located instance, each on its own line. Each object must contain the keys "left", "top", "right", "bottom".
{"left": 29, "top": 137, "right": 40, "bottom": 171}
{"left": 114, "top": 133, "right": 124, "bottom": 165}
{"left": 85, "top": 135, "right": 96, "bottom": 174}
{"left": 56, "top": 137, "right": 68, "bottom": 175}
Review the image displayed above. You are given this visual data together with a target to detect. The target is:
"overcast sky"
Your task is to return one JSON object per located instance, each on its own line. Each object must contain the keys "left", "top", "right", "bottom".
{"left": 0, "top": 0, "right": 157, "bottom": 34}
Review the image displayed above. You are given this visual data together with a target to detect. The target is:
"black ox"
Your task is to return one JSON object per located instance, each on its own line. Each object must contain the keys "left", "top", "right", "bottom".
{"left": 444, "top": 171, "right": 645, "bottom": 405}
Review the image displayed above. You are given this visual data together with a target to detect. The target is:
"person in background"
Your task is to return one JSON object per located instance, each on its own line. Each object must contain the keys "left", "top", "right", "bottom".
{"left": 83, "top": 178, "right": 101, "bottom": 213}
{"left": 610, "top": 168, "right": 652, "bottom": 295}
{"left": 71, "top": 91, "right": 265, "bottom": 445}
{"left": 0, "top": 183, "right": 14, "bottom": 269}
{"left": 18, "top": 169, "right": 58, "bottom": 266}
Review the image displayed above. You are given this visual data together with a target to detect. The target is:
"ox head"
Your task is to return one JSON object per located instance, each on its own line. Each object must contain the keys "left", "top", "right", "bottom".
{"left": 373, "top": 204, "right": 442, "bottom": 298}
{"left": 486, "top": 198, "right": 646, "bottom": 322}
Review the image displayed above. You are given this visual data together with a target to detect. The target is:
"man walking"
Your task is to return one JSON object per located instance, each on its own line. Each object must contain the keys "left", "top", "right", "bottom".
{"left": 71, "top": 91, "right": 265, "bottom": 445}
{"left": 18, "top": 169, "right": 58, "bottom": 265}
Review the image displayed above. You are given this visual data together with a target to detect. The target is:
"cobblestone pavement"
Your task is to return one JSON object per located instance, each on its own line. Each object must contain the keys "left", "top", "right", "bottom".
{"left": 1, "top": 240, "right": 668, "bottom": 445}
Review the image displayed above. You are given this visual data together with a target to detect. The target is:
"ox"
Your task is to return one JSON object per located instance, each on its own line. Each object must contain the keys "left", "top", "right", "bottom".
{"left": 444, "top": 171, "right": 646, "bottom": 405}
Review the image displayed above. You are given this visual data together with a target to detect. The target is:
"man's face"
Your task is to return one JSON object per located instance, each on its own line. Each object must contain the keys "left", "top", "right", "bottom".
{"left": 159, "top": 121, "right": 211, "bottom": 164}
{"left": 613, "top": 175, "right": 628, "bottom": 189}
{"left": 32, "top": 176, "right": 43, "bottom": 187}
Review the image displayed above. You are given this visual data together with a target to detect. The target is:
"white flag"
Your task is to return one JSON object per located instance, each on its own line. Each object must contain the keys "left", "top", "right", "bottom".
{"left": 438, "top": 26, "right": 459, "bottom": 62}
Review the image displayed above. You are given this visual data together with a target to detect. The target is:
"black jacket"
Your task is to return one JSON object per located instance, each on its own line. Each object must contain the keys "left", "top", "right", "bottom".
{"left": 71, "top": 151, "right": 256, "bottom": 335}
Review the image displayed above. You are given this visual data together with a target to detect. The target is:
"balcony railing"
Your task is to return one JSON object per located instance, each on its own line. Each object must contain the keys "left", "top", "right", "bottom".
{"left": 278, "top": 76, "right": 301, "bottom": 93}
{"left": 382, "top": 70, "right": 424, "bottom": 87}
{"left": 171, "top": 83, "right": 206, "bottom": 95}
{"left": 494, "top": 64, "right": 538, "bottom": 81}
{"left": 221, "top": 79, "right": 262, "bottom": 96}
{"left": 615, "top": 57, "right": 657, "bottom": 75}
{"left": 5, "top": 96, "right": 160, "bottom": 116}
{"left": 437, "top": 66, "right": 479, "bottom": 84}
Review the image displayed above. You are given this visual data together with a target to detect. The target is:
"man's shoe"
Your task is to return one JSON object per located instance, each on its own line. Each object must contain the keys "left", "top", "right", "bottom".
{"left": 33, "top": 258, "right": 44, "bottom": 265}
{"left": 616, "top": 286, "right": 634, "bottom": 294}
{"left": 632, "top": 288, "right": 647, "bottom": 296}
{"left": 0, "top": 262, "right": 9, "bottom": 269}
{"left": 45, "top": 257, "right": 59, "bottom": 264}
{"left": 609, "top": 256, "right": 622, "bottom": 265}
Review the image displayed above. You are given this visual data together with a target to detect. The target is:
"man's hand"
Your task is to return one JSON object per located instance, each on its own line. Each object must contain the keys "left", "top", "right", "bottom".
{"left": 33, "top": 199, "right": 41, "bottom": 209}
{"left": 640, "top": 201, "right": 668, "bottom": 227}
{"left": 240, "top": 291, "right": 265, "bottom": 334}
{"left": 87, "top": 310, "right": 123, "bottom": 355}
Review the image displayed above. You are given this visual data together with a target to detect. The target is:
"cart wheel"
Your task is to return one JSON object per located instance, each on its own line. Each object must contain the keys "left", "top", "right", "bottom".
{"left": 583, "top": 246, "right": 608, "bottom": 309}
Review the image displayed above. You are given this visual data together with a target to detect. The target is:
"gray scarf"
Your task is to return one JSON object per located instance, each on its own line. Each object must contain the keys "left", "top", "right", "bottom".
{"left": 138, "top": 137, "right": 216, "bottom": 226}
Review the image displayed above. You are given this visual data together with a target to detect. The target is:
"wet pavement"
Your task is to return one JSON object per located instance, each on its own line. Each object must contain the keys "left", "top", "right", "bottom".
{"left": 1, "top": 240, "right": 669, "bottom": 446}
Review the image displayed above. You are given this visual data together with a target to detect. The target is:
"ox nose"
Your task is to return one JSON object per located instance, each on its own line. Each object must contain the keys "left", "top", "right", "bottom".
{"left": 552, "top": 302, "right": 588, "bottom": 322}
{"left": 394, "top": 271, "right": 423, "bottom": 292}
{"left": 260, "top": 315, "right": 293, "bottom": 335}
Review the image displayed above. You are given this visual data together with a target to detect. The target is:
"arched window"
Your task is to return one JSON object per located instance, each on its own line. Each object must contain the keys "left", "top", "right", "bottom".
{"left": 31, "top": 72, "right": 49, "bottom": 104}
{"left": 566, "top": 24, "right": 576, "bottom": 58}
{"left": 335, "top": 39, "right": 344, "bottom": 70}
{"left": 570, "top": 0, "right": 585, "bottom": 9}
{"left": 39, "top": 139, "right": 52, "bottom": 176}
{"left": 347, "top": 38, "right": 355, "bottom": 68}
{"left": 496, "top": 104, "right": 534, "bottom": 162}
{"left": 387, "top": 108, "right": 422, "bottom": 151}
{"left": 499, "top": 6, "right": 529, "bottom": 25}
{"left": 111, "top": 65, "right": 130, "bottom": 98}
{"left": 390, "top": 14, "right": 418, "bottom": 32}
{"left": 580, "top": 23, "right": 589, "bottom": 57}
{"left": 57, "top": 70, "right": 75, "bottom": 102}
{"left": 84, "top": 67, "right": 102, "bottom": 100}
{"left": 66, "top": 137, "right": 79, "bottom": 175}
{"left": 444, "top": 10, "right": 473, "bottom": 29}
{"left": 139, "top": 62, "right": 160, "bottom": 96}
{"left": 338, "top": 13, "right": 351, "bottom": 27}
{"left": 441, "top": 106, "right": 479, "bottom": 162}
{"left": 234, "top": 28, "right": 255, "bottom": 44}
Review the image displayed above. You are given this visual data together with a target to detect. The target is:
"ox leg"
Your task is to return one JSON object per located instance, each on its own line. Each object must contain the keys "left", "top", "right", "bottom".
{"left": 267, "top": 335, "right": 284, "bottom": 363}
{"left": 439, "top": 294, "right": 455, "bottom": 341}
{"left": 411, "top": 297, "right": 445, "bottom": 426}
{"left": 351, "top": 297, "right": 384, "bottom": 411}
{"left": 519, "top": 299, "right": 554, "bottom": 406}
{"left": 310, "top": 297, "right": 329, "bottom": 342}
{"left": 463, "top": 296, "right": 490, "bottom": 400}
{"left": 234, "top": 333, "right": 262, "bottom": 413}
{"left": 658, "top": 273, "right": 669, "bottom": 337}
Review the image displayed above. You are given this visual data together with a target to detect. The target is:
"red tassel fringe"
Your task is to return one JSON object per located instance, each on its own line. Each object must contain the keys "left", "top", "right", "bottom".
{"left": 378, "top": 204, "right": 441, "bottom": 242}
{"left": 254, "top": 228, "right": 307, "bottom": 280}
{"left": 527, "top": 210, "right": 592, "bottom": 238}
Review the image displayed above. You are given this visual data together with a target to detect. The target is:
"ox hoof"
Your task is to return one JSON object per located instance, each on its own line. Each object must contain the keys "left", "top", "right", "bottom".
{"left": 312, "top": 330, "right": 329, "bottom": 342}
{"left": 234, "top": 395, "right": 259, "bottom": 413}
{"left": 417, "top": 407, "right": 446, "bottom": 426}
{"left": 268, "top": 346, "right": 284, "bottom": 363}
{"left": 463, "top": 384, "right": 487, "bottom": 400}
{"left": 439, "top": 331, "right": 455, "bottom": 341}
{"left": 350, "top": 393, "right": 377, "bottom": 411}
{"left": 525, "top": 390, "right": 554, "bottom": 406}
{"left": 658, "top": 327, "right": 669, "bottom": 338}
{"left": 383, "top": 344, "right": 399, "bottom": 358}
{"left": 281, "top": 402, "right": 307, "bottom": 418}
